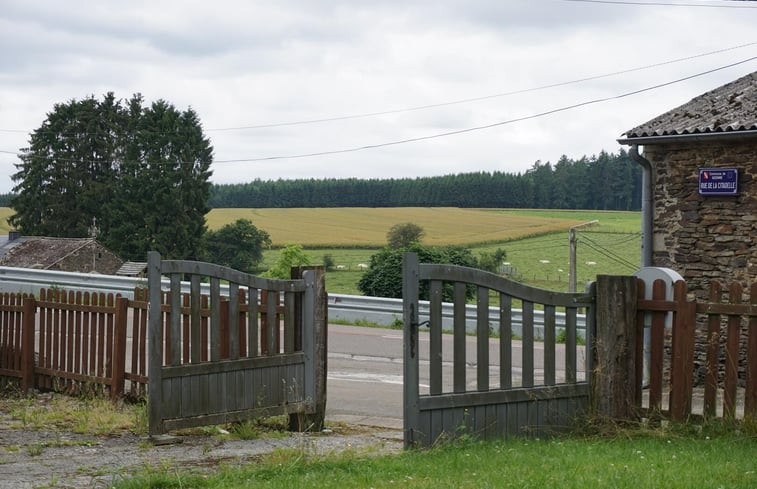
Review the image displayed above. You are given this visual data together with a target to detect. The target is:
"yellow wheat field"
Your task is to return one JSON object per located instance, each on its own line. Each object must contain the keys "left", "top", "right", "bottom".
{"left": 0, "top": 207, "right": 585, "bottom": 247}
{"left": 206, "top": 208, "right": 585, "bottom": 247}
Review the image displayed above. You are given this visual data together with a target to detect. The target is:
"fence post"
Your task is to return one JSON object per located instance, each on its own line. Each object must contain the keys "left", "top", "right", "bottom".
{"left": 669, "top": 281, "right": 696, "bottom": 421}
{"left": 288, "top": 266, "right": 327, "bottom": 432}
{"left": 111, "top": 296, "right": 128, "bottom": 401}
{"left": 592, "top": 275, "right": 639, "bottom": 421}
{"left": 21, "top": 296, "right": 36, "bottom": 393}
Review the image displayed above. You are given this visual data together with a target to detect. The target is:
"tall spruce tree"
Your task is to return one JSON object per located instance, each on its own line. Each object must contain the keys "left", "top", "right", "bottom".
{"left": 10, "top": 93, "right": 213, "bottom": 260}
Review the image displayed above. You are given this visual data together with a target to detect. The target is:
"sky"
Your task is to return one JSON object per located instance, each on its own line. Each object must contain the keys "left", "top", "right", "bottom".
{"left": 1, "top": 0, "right": 756, "bottom": 194}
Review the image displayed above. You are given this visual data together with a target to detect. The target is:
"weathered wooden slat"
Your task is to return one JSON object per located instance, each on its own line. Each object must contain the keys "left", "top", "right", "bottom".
{"left": 453, "top": 282, "right": 467, "bottom": 393}
{"left": 403, "top": 252, "right": 421, "bottom": 448}
{"left": 266, "top": 290, "right": 278, "bottom": 355}
{"left": 160, "top": 260, "right": 306, "bottom": 293}
{"left": 565, "top": 307, "right": 577, "bottom": 384}
{"left": 162, "top": 402, "right": 310, "bottom": 432}
{"left": 476, "top": 286, "right": 489, "bottom": 392}
{"left": 429, "top": 280, "right": 443, "bottom": 395}
{"left": 544, "top": 305, "right": 556, "bottom": 386}
{"left": 420, "top": 264, "right": 592, "bottom": 308}
{"left": 745, "top": 283, "right": 757, "bottom": 417}
{"left": 669, "top": 281, "right": 695, "bottom": 421}
{"left": 190, "top": 276, "right": 202, "bottom": 364}
{"left": 228, "top": 283, "right": 240, "bottom": 360}
{"left": 419, "top": 383, "right": 589, "bottom": 411}
{"left": 169, "top": 275, "right": 182, "bottom": 366}
{"left": 147, "top": 251, "right": 165, "bottom": 435}
{"left": 162, "top": 352, "right": 305, "bottom": 379}
{"left": 724, "top": 282, "right": 743, "bottom": 418}
{"left": 522, "top": 300, "right": 534, "bottom": 388}
{"left": 648, "top": 280, "right": 666, "bottom": 412}
{"left": 697, "top": 302, "right": 757, "bottom": 316}
{"left": 210, "top": 278, "right": 221, "bottom": 362}
{"left": 284, "top": 291, "right": 295, "bottom": 354}
{"left": 248, "top": 288, "right": 259, "bottom": 358}
{"left": 500, "top": 293, "right": 512, "bottom": 389}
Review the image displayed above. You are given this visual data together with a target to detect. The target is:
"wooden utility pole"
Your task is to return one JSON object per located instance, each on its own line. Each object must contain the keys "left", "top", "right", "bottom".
{"left": 569, "top": 220, "right": 598, "bottom": 292}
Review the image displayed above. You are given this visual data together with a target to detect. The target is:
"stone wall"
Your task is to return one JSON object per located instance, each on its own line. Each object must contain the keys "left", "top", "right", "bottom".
{"left": 644, "top": 139, "right": 756, "bottom": 299}
{"left": 643, "top": 138, "right": 756, "bottom": 385}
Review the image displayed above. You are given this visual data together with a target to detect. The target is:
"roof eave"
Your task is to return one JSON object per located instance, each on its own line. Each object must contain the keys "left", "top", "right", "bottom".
{"left": 618, "top": 129, "right": 757, "bottom": 146}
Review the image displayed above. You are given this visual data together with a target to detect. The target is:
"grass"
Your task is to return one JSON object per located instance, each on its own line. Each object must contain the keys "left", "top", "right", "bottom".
{"left": 0, "top": 395, "right": 145, "bottom": 435}
{"left": 110, "top": 423, "right": 757, "bottom": 489}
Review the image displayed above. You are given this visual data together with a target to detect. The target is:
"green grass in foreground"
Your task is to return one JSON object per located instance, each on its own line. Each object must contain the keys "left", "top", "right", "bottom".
{"left": 112, "top": 429, "right": 757, "bottom": 489}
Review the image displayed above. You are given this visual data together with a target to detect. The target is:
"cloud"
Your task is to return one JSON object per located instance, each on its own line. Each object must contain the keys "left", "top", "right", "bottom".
{"left": 1, "top": 0, "right": 756, "bottom": 194}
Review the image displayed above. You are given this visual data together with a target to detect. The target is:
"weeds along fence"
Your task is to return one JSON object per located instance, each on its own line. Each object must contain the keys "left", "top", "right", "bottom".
{"left": 0, "top": 287, "right": 286, "bottom": 400}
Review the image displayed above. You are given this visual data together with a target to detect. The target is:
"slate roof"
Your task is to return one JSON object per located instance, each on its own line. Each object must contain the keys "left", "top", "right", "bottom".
{"left": 0, "top": 237, "right": 98, "bottom": 269}
{"left": 621, "top": 71, "right": 757, "bottom": 140}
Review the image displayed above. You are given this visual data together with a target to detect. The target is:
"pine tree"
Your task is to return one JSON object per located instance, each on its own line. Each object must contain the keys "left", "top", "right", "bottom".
{"left": 10, "top": 93, "right": 213, "bottom": 261}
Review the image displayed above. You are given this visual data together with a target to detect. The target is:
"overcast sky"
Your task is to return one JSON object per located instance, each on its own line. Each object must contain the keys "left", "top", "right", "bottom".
{"left": 1, "top": 0, "right": 756, "bottom": 194}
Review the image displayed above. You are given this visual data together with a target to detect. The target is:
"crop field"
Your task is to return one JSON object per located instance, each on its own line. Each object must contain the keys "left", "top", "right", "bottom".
{"left": 0, "top": 207, "right": 641, "bottom": 293}
{"left": 0, "top": 207, "right": 12, "bottom": 234}
{"left": 248, "top": 208, "right": 641, "bottom": 293}
{"left": 206, "top": 207, "right": 590, "bottom": 247}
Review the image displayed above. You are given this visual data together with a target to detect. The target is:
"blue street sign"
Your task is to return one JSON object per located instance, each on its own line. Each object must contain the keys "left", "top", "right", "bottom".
{"left": 699, "top": 168, "right": 738, "bottom": 195}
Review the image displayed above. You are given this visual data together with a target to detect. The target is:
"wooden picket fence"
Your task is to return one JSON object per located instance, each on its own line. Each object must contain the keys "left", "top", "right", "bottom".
{"left": 0, "top": 287, "right": 286, "bottom": 400}
{"left": 635, "top": 279, "right": 757, "bottom": 421}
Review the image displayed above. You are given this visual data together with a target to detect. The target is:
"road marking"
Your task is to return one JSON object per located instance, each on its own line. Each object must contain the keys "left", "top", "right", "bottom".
{"left": 328, "top": 371, "right": 429, "bottom": 388}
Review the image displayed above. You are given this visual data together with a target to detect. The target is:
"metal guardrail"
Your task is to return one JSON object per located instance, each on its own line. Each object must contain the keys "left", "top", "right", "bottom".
{"left": 0, "top": 266, "right": 586, "bottom": 338}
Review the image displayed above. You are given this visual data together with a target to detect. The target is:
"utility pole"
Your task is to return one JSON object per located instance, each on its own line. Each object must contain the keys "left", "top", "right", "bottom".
{"left": 569, "top": 220, "right": 598, "bottom": 293}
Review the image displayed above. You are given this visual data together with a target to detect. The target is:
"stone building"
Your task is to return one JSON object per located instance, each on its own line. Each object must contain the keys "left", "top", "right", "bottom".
{"left": 0, "top": 235, "right": 123, "bottom": 274}
{"left": 618, "top": 71, "right": 756, "bottom": 299}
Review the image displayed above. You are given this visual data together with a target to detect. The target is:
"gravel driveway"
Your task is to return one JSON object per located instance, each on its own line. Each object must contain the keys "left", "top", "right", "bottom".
{"left": 0, "top": 405, "right": 402, "bottom": 488}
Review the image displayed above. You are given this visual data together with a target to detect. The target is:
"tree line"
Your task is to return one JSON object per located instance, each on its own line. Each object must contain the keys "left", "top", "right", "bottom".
{"left": 209, "top": 150, "right": 642, "bottom": 210}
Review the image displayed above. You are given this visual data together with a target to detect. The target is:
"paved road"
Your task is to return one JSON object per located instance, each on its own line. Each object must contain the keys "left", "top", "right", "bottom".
{"left": 324, "top": 324, "right": 586, "bottom": 429}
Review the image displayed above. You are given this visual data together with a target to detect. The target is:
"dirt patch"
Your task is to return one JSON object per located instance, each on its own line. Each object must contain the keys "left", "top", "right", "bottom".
{"left": 0, "top": 399, "right": 402, "bottom": 488}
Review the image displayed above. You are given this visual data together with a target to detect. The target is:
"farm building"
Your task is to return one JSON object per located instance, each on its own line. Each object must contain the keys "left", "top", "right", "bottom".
{"left": 618, "top": 70, "right": 756, "bottom": 300}
{"left": 0, "top": 234, "right": 123, "bottom": 274}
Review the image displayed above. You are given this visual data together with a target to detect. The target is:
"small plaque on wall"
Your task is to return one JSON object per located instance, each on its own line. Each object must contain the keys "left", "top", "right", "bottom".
{"left": 698, "top": 168, "right": 738, "bottom": 195}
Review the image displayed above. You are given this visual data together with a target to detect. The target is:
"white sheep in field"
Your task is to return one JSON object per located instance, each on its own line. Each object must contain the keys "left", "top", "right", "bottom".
{"left": 336, "top": 265, "right": 346, "bottom": 270}
{"left": 356, "top": 263, "right": 368, "bottom": 270}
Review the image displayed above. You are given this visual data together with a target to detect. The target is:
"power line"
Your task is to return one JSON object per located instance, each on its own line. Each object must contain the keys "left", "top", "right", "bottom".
{"left": 580, "top": 236, "right": 639, "bottom": 270}
{"left": 580, "top": 240, "right": 638, "bottom": 271}
{"left": 563, "top": 0, "right": 757, "bottom": 8}
{"left": 212, "top": 56, "right": 757, "bottom": 163}
{"left": 1, "top": 55, "right": 755, "bottom": 166}
{"left": 0, "top": 41, "right": 756, "bottom": 137}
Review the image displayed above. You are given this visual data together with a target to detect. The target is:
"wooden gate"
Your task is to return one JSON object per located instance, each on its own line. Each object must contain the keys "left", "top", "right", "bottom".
{"left": 147, "top": 252, "right": 317, "bottom": 435}
{"left": 402, "top": 252, "right": 595, "bottom": 447}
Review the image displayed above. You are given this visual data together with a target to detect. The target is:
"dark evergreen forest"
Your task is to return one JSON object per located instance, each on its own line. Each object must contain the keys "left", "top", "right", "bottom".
{"left": 209, "top": 150, "right": 642, "bottom": 210}
{"left": 0, "top": 149, "right": 642, "bottom": 211}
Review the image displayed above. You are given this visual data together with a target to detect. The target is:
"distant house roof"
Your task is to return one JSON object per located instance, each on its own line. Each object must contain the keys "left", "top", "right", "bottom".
{"left": 619, "top": 71, "right": 757, "bottom": 144}
{"left": 0, "top": 237, "right": 102, "bottom": 269}
{"left": 116, "top": 261, "right": 147, "bottom": 276}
